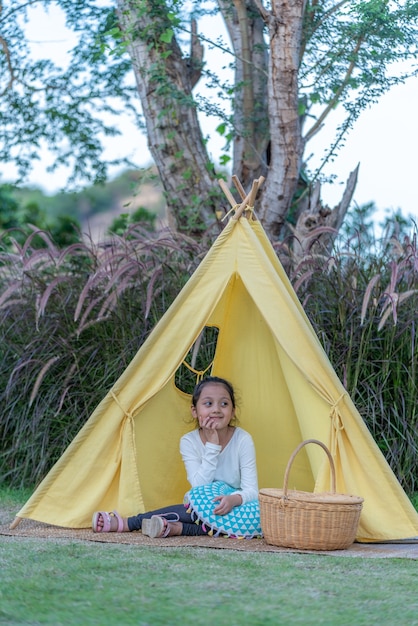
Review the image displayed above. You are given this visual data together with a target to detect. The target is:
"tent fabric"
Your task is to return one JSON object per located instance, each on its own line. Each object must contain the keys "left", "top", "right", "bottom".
{"left": 15, "top": 215, "right": 418, "bottom": 541}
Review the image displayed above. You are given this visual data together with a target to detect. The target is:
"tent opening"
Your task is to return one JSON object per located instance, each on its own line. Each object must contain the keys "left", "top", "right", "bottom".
{"left": 175, "top": 326, "right": 219, "bottom": 393}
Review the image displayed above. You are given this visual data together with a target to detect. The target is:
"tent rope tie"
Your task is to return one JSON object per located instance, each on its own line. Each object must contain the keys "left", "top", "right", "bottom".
{"left": 221, "top": 204, "right": 254, "bottom": 222}
{"left": 221, "top": 204, "right": 239, "bottom": 221}
{"left": 329, "top": 392, "right": 347, "bottom": 454}
{"left": 110, "top": 390, "right": 136, "bottom": 463}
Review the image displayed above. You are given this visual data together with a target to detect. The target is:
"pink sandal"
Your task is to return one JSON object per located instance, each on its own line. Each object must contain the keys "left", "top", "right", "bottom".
{"left": 92, "top": 510, "right": 124, "bottom": 533}
{"left": 142, "top": 513, "right": 180, "bottom": 538}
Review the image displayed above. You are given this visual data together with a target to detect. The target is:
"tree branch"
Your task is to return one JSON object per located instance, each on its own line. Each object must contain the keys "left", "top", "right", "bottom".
{"left": 0, "top": 34, "right": 15, "bottom": 96}
{"left": 304, "top": 35, "right": 364, "bottom": 142}
{"left": 187, "top": 18, "right": 204, "bottom": 89}
{"left": 251, "top": 0, "right": 269, "bottom": 22}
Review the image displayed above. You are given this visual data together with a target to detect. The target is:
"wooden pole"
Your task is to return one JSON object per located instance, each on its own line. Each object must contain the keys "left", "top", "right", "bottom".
{"left": 9, "top": 516, "right": 22, "bottom": 530}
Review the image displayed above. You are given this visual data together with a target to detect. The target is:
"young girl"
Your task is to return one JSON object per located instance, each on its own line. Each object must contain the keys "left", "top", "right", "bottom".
{"left": 92, "top": 376, "right": 261, "bottom": 538}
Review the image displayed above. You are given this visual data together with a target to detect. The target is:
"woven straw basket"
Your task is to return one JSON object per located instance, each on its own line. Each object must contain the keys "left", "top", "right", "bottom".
{"left": 259, "top": 439, "right": 364, "bottom": 551}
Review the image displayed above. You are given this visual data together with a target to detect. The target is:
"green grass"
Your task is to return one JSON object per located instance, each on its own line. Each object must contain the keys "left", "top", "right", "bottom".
{"left": 1, "top": 540, "right": 418, "bottom": 626}
{"left": 0, "top": 485, "right": 33, "bottom": 507}
{"left": 1, "top": 489, "right": 417, "bottom": 626}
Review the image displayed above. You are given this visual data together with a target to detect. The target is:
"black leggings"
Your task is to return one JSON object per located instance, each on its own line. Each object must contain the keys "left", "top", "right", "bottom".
{"left": 127, "top": 503, "right": 208, "bottom": 536}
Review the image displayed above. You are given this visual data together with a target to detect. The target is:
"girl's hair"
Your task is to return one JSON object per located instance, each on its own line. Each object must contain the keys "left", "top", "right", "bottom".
{"left": 191, "top": 376, "right": 236, "bottom": 408}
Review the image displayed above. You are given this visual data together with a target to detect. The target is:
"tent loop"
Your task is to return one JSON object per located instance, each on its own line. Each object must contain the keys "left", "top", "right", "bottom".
{"left": 181, "top": 359, "right": 213, "bottom": 382}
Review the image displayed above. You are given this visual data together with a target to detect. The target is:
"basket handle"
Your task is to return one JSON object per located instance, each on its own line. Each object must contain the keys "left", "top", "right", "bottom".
{"left": 283, "top": 439, "right": 336, "bottom": 497}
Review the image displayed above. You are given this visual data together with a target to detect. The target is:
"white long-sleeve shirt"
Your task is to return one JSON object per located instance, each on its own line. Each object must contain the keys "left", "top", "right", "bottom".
{"left": 179, "top": 426, "right": 259, "bottom": 504}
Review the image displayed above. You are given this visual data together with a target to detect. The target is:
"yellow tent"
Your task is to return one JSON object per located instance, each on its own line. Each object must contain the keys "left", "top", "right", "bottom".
{"left": 12, "top": 183, "right": 418, "bottom": 542}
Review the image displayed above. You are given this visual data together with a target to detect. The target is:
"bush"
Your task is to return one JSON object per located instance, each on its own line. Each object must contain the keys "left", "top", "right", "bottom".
{"left": 0, "top": 184, "right": 82, "bottom": 249}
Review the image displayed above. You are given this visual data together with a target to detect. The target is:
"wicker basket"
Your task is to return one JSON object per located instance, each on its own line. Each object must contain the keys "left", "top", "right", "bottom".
{"left": 259, "top": 439, "right": 364, "bottom": 551}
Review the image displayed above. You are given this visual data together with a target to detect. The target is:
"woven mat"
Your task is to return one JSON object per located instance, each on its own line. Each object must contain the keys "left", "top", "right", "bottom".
{"left": 1, "top": 517, "right": 417, "bottom": 559}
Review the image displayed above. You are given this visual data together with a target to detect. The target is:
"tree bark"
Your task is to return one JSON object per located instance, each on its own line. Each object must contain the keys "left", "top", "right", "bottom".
{"left": 258, "top": 0, "right": 306, "bottom": 238}
{"left": 291, "top": 165, "right": 360, "bottom": 264}
{"left": 218, "top": 0, "right": 270, "bottom": 189}
{"left": 117, "top": 0, "right": 222, "bottom": 234}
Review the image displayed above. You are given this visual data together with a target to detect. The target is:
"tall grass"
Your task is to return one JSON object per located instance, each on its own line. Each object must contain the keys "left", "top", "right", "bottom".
{"left": 284, "top": 213, "right": 418, "bottom": 494}
{"left": 0, "top": 213, "right": 417, "bottom": 499}
{"left": 0, "top": 225, "right": 207, "bottom": 487}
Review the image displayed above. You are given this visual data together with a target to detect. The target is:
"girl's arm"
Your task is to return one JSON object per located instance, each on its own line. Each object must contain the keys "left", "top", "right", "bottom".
{"left": 213, "top": 433, "right": 258, "bottom": 514}
{"left": 180, "top": 434, "right": 221, "bottom": 487}
{"left": 232, "top": 432, "right": 259, "bottom": 504}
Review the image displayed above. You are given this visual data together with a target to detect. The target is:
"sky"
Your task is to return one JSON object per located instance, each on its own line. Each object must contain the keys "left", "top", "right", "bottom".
{"left": 308, "top": 79, "right": 418, "bottom": 224}
{"left": 5, "top": 3, "right": 418, "bottom": 226}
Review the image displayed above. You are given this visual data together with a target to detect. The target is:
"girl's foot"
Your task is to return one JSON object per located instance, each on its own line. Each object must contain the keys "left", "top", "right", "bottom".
{"left": 92, "top": 510, "right": 129, "bottom": 533}
{"left": 142, "top": 515, "right": 182, "bottom": 538}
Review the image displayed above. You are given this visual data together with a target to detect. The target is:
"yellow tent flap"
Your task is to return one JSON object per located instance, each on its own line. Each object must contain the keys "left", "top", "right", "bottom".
{"left": 14, "top": 211, "right": 418, "bottom": 542}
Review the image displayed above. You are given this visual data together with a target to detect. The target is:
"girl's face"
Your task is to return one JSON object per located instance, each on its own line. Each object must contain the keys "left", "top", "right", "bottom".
{"left": 191, "top": 383, "right": 235, "bottom": 430}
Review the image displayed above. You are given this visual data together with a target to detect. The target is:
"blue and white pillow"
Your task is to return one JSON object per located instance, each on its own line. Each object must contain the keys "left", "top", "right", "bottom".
{"left": 185, "top": 481, "right": 262, "bottom": 538}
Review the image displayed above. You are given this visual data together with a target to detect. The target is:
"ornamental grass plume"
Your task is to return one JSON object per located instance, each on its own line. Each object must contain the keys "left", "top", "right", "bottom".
{"left": 0, "top": 225, "right": 204, "bottom": 487}
{"left": 287, "top": 213, "right": 418, "bottom": 495}
{"left": 359, "top": 229, "right": 418, "bottom": 330}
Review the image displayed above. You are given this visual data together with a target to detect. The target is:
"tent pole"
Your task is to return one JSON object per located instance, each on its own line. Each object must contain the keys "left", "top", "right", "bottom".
{"left": 9, "top": 516, "right": 22, "bottom": 530}
{"left": 232, "top": 175, "right": 246, "bottom": 200}
{"left": 218, "top": 179, "right": 236, "bottom": 207}
{"left": 233, "top": 177, "right": 265, "bottom": 220}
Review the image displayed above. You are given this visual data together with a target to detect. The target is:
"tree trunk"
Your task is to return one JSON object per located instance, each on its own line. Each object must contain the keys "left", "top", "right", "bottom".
{"left": 117, "top": 0, "right": 357, "bottom": 252}
{"left": 291, "top": 165, "right": 360, "bottom": 264}
{"left": 117, "top": 0, "right": 222, "bottom": 234}
{"left": 218, "top": 0, "right": 270, "bottom": 189}
{"left": 258, "top": 0, "right": 306, "bottom": 238}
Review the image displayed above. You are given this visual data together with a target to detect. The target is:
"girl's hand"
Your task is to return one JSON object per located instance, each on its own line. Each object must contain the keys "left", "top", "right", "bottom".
{"left": 212, "top": 494, "right": 242, "bottom": 516}
{"left": 199, "top": 416, "right": 220, "bottom": 445}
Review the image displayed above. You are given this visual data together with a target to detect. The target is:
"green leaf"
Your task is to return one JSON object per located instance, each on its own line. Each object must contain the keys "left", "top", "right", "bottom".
{"left": 160, "top": 29, "right": 174, "bottom": 44}
{"left": 219, "top": 154, "right": 231, "bottom": 165}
